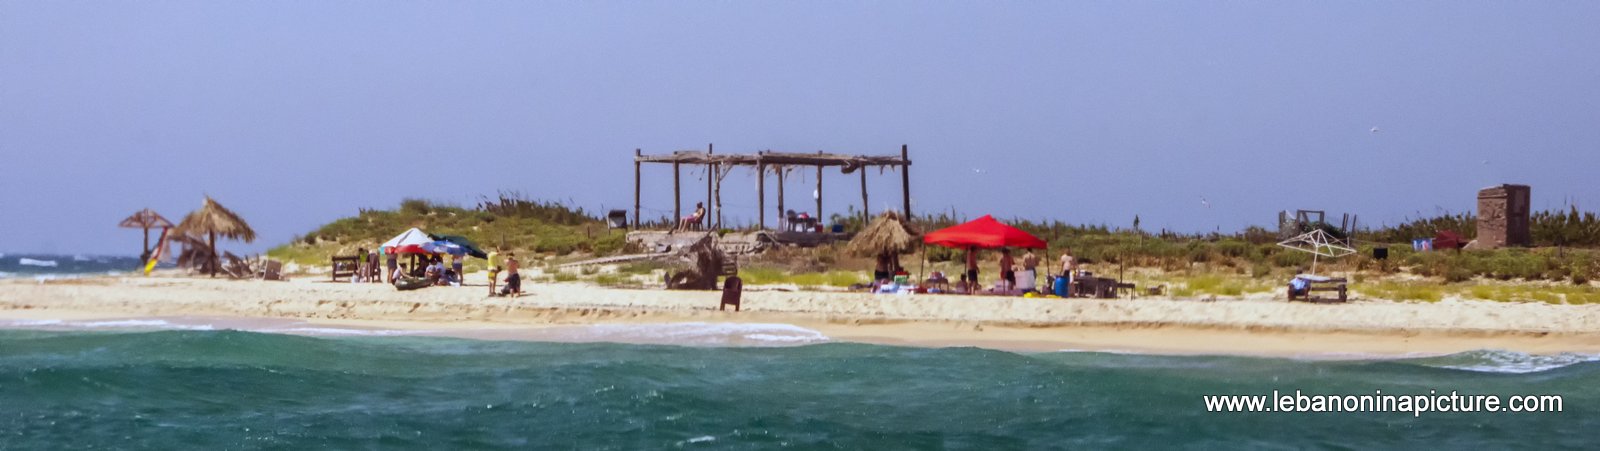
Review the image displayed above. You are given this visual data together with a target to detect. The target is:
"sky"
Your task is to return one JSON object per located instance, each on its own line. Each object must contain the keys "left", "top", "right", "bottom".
{"left": 3, "top": 1, "right": 1598, "bottom": 256}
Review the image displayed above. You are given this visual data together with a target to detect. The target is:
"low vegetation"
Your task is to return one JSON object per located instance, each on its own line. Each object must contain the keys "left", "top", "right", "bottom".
{"left": 269, "top": 194, "right": 1600, "bottom": 303}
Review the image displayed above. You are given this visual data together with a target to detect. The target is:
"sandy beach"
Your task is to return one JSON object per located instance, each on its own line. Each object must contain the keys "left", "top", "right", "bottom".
{"left": 3, "top": 275, "right": 1599, "bottom": 357}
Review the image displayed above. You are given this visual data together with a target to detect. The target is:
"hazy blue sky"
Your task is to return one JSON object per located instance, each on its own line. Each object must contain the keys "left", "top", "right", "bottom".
{"left": 3, "top": 1, "right": 1598, "bottom": 255}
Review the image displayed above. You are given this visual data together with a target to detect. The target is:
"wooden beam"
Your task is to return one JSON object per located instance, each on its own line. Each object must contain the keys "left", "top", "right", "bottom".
{"left": 757, "top": 161, "right": 766, "bottom": 230}
{"left": 777, "top": 165, "right": 785, "bottom": 231}
{"left": 633, "top": 148, "right": 641, "bottom": 229}
{"left": 815, "top": 152, "right": 823, "bottom": 232}
{"left": 901, "top": 144, "right": 911, "bottom": 221}
{"left": 860, "top": 165, "right": 869, "bottom": 225}
{"left": 714, "top": 164, "right": 723, "bottom": 230}
{"left": 706, "top": 143, "right": 714, "bottom": 230}
{"left": 673, "top": 161, "right": 681, "bottom": 225}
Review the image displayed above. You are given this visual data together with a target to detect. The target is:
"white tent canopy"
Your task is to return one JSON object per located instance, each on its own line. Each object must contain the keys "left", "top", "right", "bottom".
{"left": 381, "top": 228, "right": 434, "bottom": 254}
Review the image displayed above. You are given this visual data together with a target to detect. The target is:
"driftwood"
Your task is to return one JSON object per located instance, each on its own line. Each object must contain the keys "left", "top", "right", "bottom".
{"left": 665, "top": 234, "right": 726, "bottom": 290}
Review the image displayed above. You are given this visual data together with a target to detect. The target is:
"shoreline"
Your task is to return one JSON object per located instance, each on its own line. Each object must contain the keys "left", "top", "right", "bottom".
{"left": 3, "top": 276, "right": 1600, "bottom": 357}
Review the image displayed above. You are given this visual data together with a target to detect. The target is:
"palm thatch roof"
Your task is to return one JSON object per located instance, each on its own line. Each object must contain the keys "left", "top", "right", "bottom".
{"left": 846, "top": 211, "right": 919, "bottom": 257}
{"left": 177, "top": 197, "right": 257, "bottom": 242}
{"left": 119, "top": 208, "right": 174, "bottom": 229}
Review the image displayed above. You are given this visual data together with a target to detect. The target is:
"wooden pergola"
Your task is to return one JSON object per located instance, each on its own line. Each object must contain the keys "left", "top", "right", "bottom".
{"left": 633, "top": 145, "right": 912, "bottom": 230}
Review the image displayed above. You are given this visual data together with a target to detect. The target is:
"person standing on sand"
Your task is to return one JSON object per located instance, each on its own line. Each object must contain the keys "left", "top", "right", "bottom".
{"left": 385, "top": 249, "right": 397, "bottom": 283}
{"left": 1059, "top": 248, "right": 1077, "bottom": 297}
{"left": 965, "top": 247, "right": 980, "bottom": 294}
{"left": 451, "top": 254, "right": 464, "bottom": 286}
{"left": 1022, "top": 249, "right": 1039, "bottom": 287}
{"left": 999, "top": 248, "right": 1016, "bottom": 291}
{"left": 500, "top": 252, "right": 521, "bottom": 297}
{"left": 486, "top": 250, "right": 501, "bottom": 296}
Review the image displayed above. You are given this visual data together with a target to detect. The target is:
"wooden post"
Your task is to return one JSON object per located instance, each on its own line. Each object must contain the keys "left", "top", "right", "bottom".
{"left": 777, "top": 166, "right": 785, "bottom": 231}
{"left": 706, "top": 143, "right": 714, "bottom": 231}
{"left": 901, "top": 144, "right": 911, "bottom": 222}
{"left": 673, "top": 160, "right": 681, "bottom": 225}
{"left": 633, "top": 149, "right": 641, "bottom": 229}
{"left": 757, "top": 157, "right": 766, "bottom": 230}
{"left": 815, "top": 156, "right": 823, "bottom": 232}
{"left": 859, "top": 165, "right": 869, "bottom": 225}
{"left": 714, "top": 165, "right": 723, "bottom": 230}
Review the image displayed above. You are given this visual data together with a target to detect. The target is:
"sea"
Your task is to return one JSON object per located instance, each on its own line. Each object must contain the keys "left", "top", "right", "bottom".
{"left": 0, "top": 253, "right": 146, "bottom": 281}
{"left": 1, "top": 254, "right": 1597, "bottom": 449}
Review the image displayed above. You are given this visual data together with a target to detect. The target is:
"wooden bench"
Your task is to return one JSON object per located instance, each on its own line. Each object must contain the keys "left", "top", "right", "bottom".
{"left": 330, "top": 256, "right": 359, "bottom": 282}
{"left": 1288, "top": 277, "right": 1348, "bottom": 302}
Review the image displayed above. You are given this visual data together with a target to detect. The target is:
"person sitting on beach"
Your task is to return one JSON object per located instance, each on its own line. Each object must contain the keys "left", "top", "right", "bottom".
{"left": 1289, "top": 275, "right": 1310, "bottom": 298}
{"left": 673, "top": 202, "right": 706, "bottom": 233}
{"left": 999, "top": 248, "right": 1016, "bottom": 291}
{"left": 873, "top": 254, "right": 892, "bottom": 285}
{"left": 499, "top": 253, "right": 522, "bottom": 297}
{"left": 926, "top": 271, "right": 950, "bottom": 293}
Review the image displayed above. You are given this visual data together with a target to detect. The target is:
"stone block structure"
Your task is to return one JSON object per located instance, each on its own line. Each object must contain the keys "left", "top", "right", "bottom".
{"left": 1476, "top": 184, "right": 1531, "bottom": 248}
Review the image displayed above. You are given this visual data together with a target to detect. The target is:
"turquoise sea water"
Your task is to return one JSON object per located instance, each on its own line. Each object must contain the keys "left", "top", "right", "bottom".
{"left": 1, "top": 329, "right": 1596, "bottom": 449}
{"left": 0, "top": 254, "right": 143, "bottom": 280}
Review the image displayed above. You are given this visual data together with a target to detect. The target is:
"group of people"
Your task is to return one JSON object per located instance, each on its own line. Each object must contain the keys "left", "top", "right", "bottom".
{"left": 949, "top": 246, "right": 1078, "bottom": 295}
{"left": 379, "top": 247, "right": 523, "bottom": 297}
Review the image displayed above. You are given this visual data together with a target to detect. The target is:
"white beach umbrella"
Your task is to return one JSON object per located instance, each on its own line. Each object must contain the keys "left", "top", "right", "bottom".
{"left": 1276, "top": 229, "right": 1356, "bottom": 274}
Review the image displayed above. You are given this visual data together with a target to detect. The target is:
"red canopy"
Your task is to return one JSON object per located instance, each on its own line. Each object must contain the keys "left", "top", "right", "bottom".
{"left": 922, "top": 215, "right": 1047, "bottom": 249}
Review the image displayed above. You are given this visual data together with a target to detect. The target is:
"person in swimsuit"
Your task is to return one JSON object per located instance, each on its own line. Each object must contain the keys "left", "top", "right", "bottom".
{"left": 674, "top": 203, "right": 706, "bottom": 233}
{"left": 965, "top": 247, "right": 980, "bottom": 293}
{"left": 999, "top": 248, "right": 1016, "bottom": 290}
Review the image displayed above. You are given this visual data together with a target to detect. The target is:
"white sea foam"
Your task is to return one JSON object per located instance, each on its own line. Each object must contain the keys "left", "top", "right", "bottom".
{"left": 261, "top": 327, "right": 419, "bottom": 336}
{"left": 1421, "top": 350, "right": 1600, "bottom": 374}
{"left": 72, "top": 255, "right": 92, "bottom": 262}
{"left": 0, "top": 318, "right": 215, "bottom": 331}
{"left": 77, "top": 319, "right": 216, "bottom": 331}
{"left": 2, "top": 319, "right": 63, "bottom": 326}
{"left": 563, "top": 322, "right": 829, "bottom": 346}
{"left": 686, "top": 436, "right": 716, "bottom": 443}
{"left": 18, "top": 258, "right": 58, "bottom": 267}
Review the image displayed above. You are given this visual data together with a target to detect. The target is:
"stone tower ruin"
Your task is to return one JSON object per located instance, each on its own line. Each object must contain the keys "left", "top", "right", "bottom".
{"left": 1475, "top": 184, "right": 1531, "bottom": 249}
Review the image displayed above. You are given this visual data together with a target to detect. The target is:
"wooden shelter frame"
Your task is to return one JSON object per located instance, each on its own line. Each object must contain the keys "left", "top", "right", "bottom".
{"left": 633, "top": 145, "right": 913, "bottom": 231}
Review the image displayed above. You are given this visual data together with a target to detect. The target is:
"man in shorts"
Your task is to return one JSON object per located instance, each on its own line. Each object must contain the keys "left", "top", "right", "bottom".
{"left": 486, "top": 250, "right": 501, "bottom": 296}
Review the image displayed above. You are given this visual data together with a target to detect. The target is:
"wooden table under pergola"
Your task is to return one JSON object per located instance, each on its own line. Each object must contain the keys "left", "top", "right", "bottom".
{"left": 633, "top": 145, "right": 913, "bottom": 231}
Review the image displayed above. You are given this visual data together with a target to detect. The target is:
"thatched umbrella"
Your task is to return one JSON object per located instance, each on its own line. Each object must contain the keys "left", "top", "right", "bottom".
{"left": 847, "top": 211, "right": 918, "bottom": 257}
{"left": 176, "top": 197, "right": 256, "bottom": 277}
{"left": 119, "top": 208, "right": 174, "bottom": 261}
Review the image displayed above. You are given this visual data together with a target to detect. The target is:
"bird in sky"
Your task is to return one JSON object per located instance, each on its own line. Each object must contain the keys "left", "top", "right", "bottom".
{"left": 1370, "top": 126, "right": 1381, "bottom": 134}
{"left": 1200, "top": 197, "right": 1211, "bottom": 209}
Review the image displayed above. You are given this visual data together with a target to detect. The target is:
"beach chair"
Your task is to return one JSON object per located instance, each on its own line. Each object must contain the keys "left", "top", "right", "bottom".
{"left": 222, "top": 252, "right": 254, "bottom": 279}
{"left": 720, "top": 275, "right": 743, "bottom": 311}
